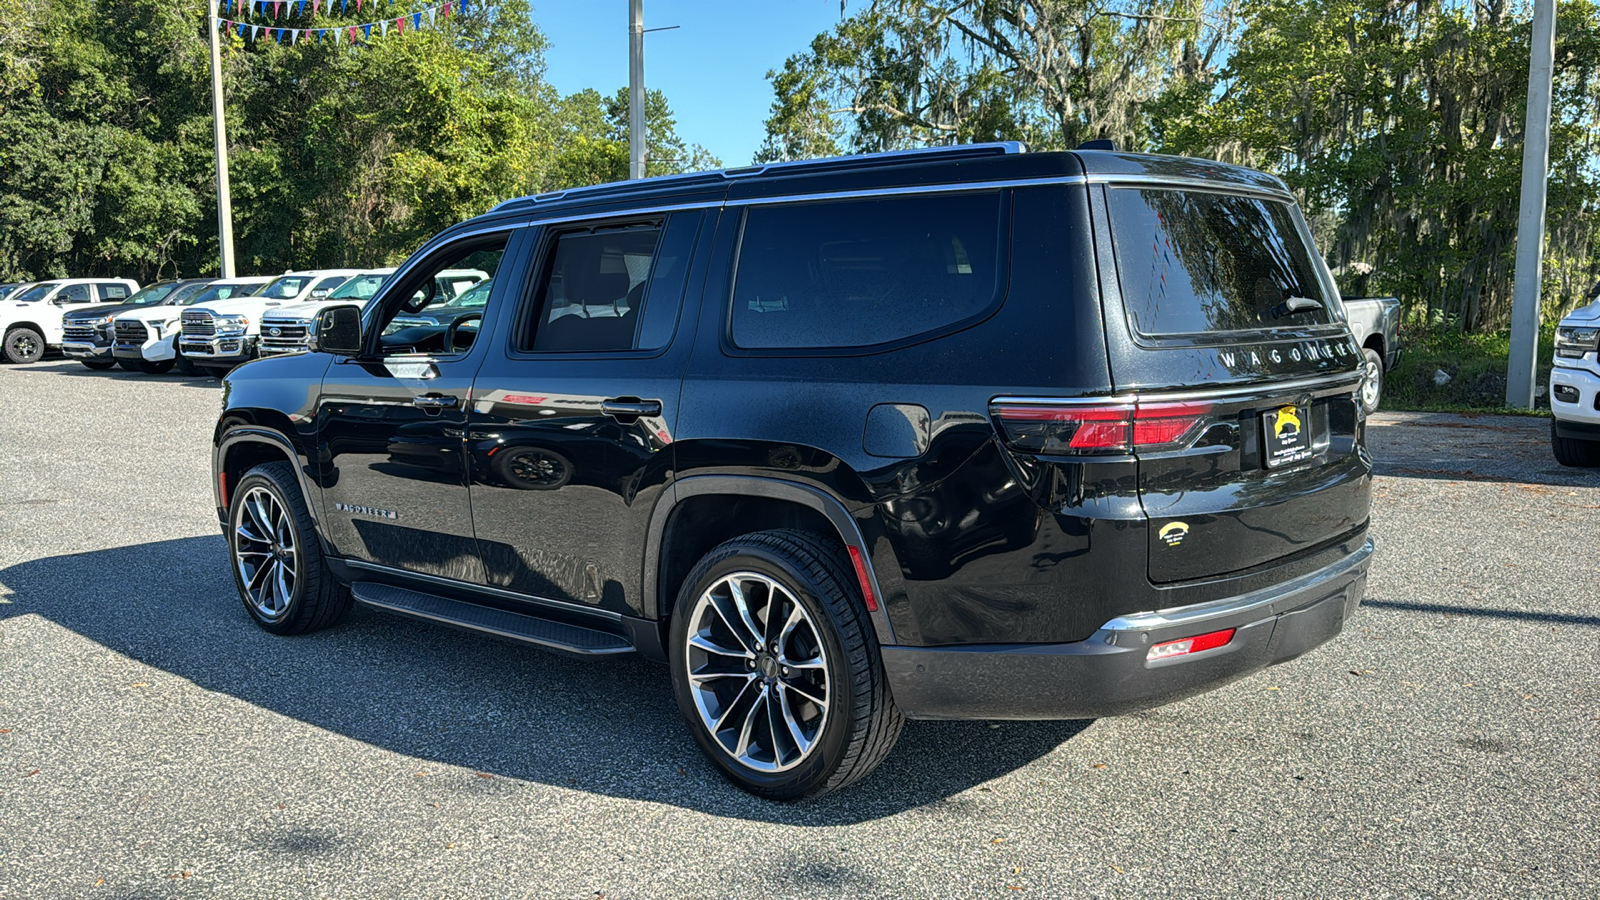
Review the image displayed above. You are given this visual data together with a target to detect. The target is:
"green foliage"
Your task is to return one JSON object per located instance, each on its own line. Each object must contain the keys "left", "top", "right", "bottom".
{"left": 0, "top": 0, "right": 716, "bottom": 281}
{"left": 1383, "top": 324, "right": 1556, "bottom": 412}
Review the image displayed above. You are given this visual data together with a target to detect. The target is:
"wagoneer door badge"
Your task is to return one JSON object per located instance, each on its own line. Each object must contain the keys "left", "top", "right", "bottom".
{"left": 335, "top": 502, "right": 398, "bottom": 520}
{"left": 1158, "top": 521, "right": 1189, "bottom": 547}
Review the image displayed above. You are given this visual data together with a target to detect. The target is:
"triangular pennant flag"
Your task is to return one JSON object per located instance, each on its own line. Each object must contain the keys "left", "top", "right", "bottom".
{"left": 253, "top": 25, "right": 262, "bottom": 40}
{"left": 341, "top": 0, "right": 346, "bottom": 13}
{"left": 443, "top": 1, "right": 451, "bottom": 18}
{"left": 313, "top": 0, "right": 319, "bottom": 15}
{"left": 380, "top": 20, "right": 387, "bottom": 36}
{"left": 425, "top": 8, "right": 434, "bottom": 26}
{"left": 295, "top": 1, "right": 304, "bottom": 16}
{"left": 356, "top": 0, "right": 362, "bottom": 11}
{"left": 348, "top": 25, "right": 356, "bottom": 42}
{"left": 291, "top": 28, "right": 299, "bottom": 42}
{"left": 363, "top": 23, "right": 372, "bottom": 39}
{"left": 395, "top": 16, "right": 403, "bottom": 35}
{"left": 460, "top": 0, "right": 468, "bottom": 15}
{"left": 412, "top": 12, "right": 420, "bottom": 31}
{"left": 238, "top": 22, "right": 246, "bottom": 37}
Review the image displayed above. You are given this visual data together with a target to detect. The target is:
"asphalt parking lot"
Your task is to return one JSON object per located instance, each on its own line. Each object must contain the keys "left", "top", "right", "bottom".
{"left": 2, "top": 360, "right": 1597, "bottom": 899}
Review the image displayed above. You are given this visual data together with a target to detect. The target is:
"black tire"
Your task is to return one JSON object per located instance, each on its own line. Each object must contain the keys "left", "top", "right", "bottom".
{"left": 1551, "top": 420, "right": 1600, "bottom": 467}
{"left": 199, "top": 365, "right": 230, "bottom": 379}
{"left": 138, "top": 358, "right": 175, "bottom": 374}
{"left": 80, "top": 358, "right": 117, "bottom": 370}
{"left": 3, "top": 326, "right": 45, "bottom": 364}
{"left": 1359, "top": 346, "right": 1384, "bottom": 414}
{"left": 227, "top": 461, "right": 352, "bottom": 635}
{"left": 668, "top": 529, "right": 903, "bottom": 800}
{"left": 117, "top": 360, "right": 141, "bottom": 371}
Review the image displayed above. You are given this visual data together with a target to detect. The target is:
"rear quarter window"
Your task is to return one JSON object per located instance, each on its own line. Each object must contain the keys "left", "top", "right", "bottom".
{"left": 730, "top": 192, "right": 1004, "bottom": 351}
{"left": 1107, "top": 188, "right": 1334, "bottom": 337}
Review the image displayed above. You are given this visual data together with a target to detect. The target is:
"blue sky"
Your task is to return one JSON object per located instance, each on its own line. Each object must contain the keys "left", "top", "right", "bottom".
{"left": 531, "top": 1, "right": 855, "bottom": 167}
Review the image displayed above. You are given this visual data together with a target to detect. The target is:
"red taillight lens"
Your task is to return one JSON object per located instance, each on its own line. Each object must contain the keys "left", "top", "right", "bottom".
{"left": 991, "top": 399, "right": 1211, "bottom": 455}
{"left": 1147, "top": 628, "right": 1235, "bottom": 661}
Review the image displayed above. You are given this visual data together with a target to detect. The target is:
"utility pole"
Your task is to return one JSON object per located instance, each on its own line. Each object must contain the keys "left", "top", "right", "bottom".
{"left": 628, "top": 0, "right": 646, "bottom": 180}
{"left": 208, "top": 7, "right": 237, "bottom": 277}
{"left": 1507, "top": 0, "right": 1557, "bottom": 408}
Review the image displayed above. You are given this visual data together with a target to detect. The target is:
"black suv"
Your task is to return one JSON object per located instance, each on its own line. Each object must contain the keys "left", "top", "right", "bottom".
{"left": 212, "top": 144, "right": 1373, "bottom": 800}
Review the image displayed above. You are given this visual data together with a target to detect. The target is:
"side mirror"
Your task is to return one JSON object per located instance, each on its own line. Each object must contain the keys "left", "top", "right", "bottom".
{"left": 315, "top": 305, "right": 363, "bottom": 356}
{"left": 310, "top": 289, "right": 330, "bottom": 299}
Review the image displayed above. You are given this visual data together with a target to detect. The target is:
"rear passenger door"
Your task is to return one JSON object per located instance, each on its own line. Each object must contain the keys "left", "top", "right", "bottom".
{"left": 467, "top": 211, "right": 712, "bottom": 617}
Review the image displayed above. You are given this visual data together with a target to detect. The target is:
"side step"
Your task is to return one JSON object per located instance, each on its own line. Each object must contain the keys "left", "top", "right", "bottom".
{"left": 351, "top": 582, "right": 635, "bottom": 658}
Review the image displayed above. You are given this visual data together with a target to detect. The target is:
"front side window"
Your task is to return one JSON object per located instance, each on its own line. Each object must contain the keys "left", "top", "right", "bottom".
{"left": 1107, "top": 188, "right": 1335, "bottom": 336}
{"left": 13, "top": 284, "right": 55, "bottom": 303}
{"left": 258, "top": 275, "right": 316, "bottom": 300}
{"left": 375, "top": 239, "right": 508, "bottom": 357}
{"left": 730, "top": 192, "right": 1004, "bottom": 351}
{"left": 328, "top": 274, "right": 389, "bottom": 301}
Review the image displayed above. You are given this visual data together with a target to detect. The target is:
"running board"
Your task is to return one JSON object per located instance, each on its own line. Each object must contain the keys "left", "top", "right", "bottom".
{"left": 350, "top": 582, "right": 635, "bottom": 658}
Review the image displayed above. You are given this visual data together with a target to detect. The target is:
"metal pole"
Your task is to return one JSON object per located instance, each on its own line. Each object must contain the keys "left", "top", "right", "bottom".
{"left": 628, "top": 0, "right": 646, "bottom": 180}
{"left": 208, "top": 8, "right": 237, "bottom": 277}
{"left": 1507, "top": 0, "right": 1557, "bottom": 408}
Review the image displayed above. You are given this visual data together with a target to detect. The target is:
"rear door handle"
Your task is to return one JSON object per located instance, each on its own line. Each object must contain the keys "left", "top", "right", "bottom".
{"left": 412, "top": 394, "right": 458, "bottom": 410}
{"left": 601, "top": 398, "right": 662, "bottom": 419}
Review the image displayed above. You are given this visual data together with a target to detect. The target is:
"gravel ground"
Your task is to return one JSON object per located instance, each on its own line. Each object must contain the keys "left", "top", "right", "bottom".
{"left": 2, "top": 360, "right": 1597, "bottom": 899}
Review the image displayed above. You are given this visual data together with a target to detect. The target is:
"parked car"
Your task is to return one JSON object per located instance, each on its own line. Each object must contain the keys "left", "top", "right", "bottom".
{"left": 1550, "top": 298, "right": 1600, "bottom": 466}
{"left": 180, "top": 269, "right": 361, "bottom": 375}
{"left": 1, "top": 278, "right": 141, "bottom": 363}
{"left": 62, "top": 279, "right": 213, "bottom": 370}
{"left": 1340, "top": 295, "right": 1402, "bottom": 413}
{"left": 211, "top": 144, "right": 1374, "bottom": 800}
{"left": 259, "top": 269, "right": 488, "bottom": 356}
{"left": 114, "top": 277, "right": 272, "bottom": 375}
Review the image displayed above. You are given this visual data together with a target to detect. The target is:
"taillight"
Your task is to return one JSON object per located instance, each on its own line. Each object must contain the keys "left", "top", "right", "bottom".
{"left": 990, "top": 398, "right": 1212, "bottom": 455}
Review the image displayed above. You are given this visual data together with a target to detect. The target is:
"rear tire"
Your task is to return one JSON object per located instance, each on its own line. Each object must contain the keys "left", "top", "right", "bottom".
{"left": 227, "top": 460, "right": 352, "bottom": 634}
{"left": 3, "top": 326, "right": 45, "bottom": 364}
{"left": 81, "top": 358, "right": 116, "bottom": 371}
{"left": 668, "top": 529, "right": 903, "bottom": 800}
{"left": 1359, "top": 347, "right": 1384, "bottom": 414}
{"left": 1551, "top": 420, "right": 1600, "bottom": 467}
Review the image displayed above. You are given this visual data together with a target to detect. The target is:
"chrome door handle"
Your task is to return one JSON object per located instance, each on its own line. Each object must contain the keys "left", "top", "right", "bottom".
{"left": 601, "top": 398, "right": 662, "bottom": 419}
{"left": 412, "top": 394, "right": 458, "bottom": 409}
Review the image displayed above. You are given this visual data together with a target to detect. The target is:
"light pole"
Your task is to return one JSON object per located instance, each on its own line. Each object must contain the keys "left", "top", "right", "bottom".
{"left": 1507, "top": 0, "right": 1557, "bottom": 408}
{"left": 207, "top": 7, "right": 237, "bottom": 277}
{"left": 628, "top": 0, "right": 646, "bottom": 180}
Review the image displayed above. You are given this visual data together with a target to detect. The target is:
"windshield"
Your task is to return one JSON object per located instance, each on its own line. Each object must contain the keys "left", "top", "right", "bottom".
{"left": 182, "top": 282, "right": 264, "bottom": 306}
{"left": 442, "top": 279, "right": 493, "bottom": 309}
{"left": 161, "top": 282, "right": 212, "bottom": 306}
{"left": 329, "top": 273, "right": 389, "bottom": 300}
{"left": 12, "top": 284, "right": 56, "bottom": 303}
{"left": 259, "top": 275, "right": 316, "bottom": 300}
{"left": 123, "top": 282, "right": 179, "bottom": 307}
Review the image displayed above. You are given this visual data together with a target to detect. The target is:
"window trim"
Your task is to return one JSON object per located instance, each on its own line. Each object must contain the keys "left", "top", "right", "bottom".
{"left": 504, "top": 214, "right": 683, "bottom": 361}
{"left": 719, "top": 189, "right": 1014, "bottom": 358}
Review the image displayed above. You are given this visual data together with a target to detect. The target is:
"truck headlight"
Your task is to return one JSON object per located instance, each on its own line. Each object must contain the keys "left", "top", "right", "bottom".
{"left": 214, "top": 315, "right": 249, "bottom": 336}
{"left": 1555, "top": 326, "right": 1599, "bottom": 359}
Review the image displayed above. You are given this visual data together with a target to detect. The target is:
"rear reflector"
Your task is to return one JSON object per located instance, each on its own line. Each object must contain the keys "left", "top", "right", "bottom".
{"left": 1147, "top": 628, "right": 1235, "bottom": 661}
{"left": 991, "top": 399, "right": 1212, "bottom": 455}
{"left": 847, "top": 545, "right": 879, "bottom": 612}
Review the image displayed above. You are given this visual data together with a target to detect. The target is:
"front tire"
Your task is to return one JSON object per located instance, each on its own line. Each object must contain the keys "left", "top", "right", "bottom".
{"left": 669, "top": 529, "right": 903, "bottom": 800}
{"left": 81, "top": 358, "right": 117, "bottom": 371}
{"left": 228, "top": 461, "right": 351, "bottom": 634}
{"left": 1551, "top": 420, "right": 1600, "bottom": 467}
{"left": 138, "top": 359, "right": 175, "bottom": 374}
{"left": 3, "top": 326, "right": 45, "bottom": 364}
{"left": 1359, "top": 347, "right": 1384, "bottom": 414}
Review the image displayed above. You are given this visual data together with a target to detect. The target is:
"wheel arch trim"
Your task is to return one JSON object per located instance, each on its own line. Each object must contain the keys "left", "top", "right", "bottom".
{"left": 643, "top": 475, "right": 897, "bottom": 646}
{"left": 214, "top": 427, "right": 324, "bottom": 546}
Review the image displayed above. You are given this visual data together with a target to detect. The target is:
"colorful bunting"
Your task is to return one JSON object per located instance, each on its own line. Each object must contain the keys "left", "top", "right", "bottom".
{"left": 217, "top": 1, "right": 458, "bottom": 47}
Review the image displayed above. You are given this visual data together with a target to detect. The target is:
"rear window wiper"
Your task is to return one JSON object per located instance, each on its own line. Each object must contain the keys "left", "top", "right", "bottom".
{"left": 1271, "top": 295, "right": 1323, "bottom": 318}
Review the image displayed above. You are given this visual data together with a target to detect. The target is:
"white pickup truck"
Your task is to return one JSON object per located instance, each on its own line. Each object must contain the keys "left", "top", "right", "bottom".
{"left": 258, "top": 268, "right": 487, "bottom": 356}
{"left": 1, "top": 278, "right": 141, "bottom": 363}
{"left": 113, "top": 277, "right": 272, "bottom": 374}
{"left": 1551, "top": 298, "right": 1600, "bottom": 466}
{"left": 179, "top": 270, "right": 362, "bottom": 375}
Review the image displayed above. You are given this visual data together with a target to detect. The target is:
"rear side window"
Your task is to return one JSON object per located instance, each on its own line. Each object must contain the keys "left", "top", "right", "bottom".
{"left": 1107, "top": 188, "right": 1334, "bottom": 336}
{"left": 731, "top": 193, "right": 1003, "bottom": 350}
{"left": 99, "top": 283, "right": 129, "bottom": 300}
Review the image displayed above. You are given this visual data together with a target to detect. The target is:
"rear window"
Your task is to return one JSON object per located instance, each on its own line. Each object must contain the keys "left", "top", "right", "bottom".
{"left": 731, "top": 193, "right": 1003, "bottom": 350}
{"left": 1107, "top": 188, "right": 1334, "bottom": 336}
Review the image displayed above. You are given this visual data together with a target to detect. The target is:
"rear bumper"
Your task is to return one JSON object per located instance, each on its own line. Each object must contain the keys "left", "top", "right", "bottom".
{"left": 883, "top": 537, "right": 1373, "bottom": 720}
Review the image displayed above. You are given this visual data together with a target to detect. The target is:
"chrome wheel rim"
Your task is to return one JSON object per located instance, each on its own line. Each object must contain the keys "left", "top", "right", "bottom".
{"left": 233, "top": 486, "right": 298, "bottom": 620}
{"left": 684, "top": 571, "right": 829, "bottom": 774}
{"left": 1361, "top": 356, "right": 1381, "bottom": 410}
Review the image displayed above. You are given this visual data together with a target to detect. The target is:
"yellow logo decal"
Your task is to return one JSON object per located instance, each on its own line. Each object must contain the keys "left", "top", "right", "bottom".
{"left": 1274, "top": 405, "right": 1302, "bottom": 440}
{"left": 1158, "top": 521, "right": 1189, "bottom": 547}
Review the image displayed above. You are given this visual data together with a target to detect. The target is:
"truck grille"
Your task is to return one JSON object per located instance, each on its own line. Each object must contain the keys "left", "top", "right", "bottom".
{"left": 62, "top": 322, "right": 99, "bottom": 342}
{"left": 181, "top": 310, "right": 215, "bottom": 336}
{"left": 115, "top": 320, "right": 149, "bottom": 343}
{"left": 260, "top": 319, "right": 310, "bottom": 348}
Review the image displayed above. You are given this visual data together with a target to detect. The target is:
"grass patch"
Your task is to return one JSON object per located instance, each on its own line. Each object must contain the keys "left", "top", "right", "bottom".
{"left": 1383, "top": 326, "right": 1555, "bottom": 415}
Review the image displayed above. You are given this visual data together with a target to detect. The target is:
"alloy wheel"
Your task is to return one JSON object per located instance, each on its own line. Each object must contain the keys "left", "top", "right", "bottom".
{"left": 233, "top": 485, "right": 298, "bottom": 621}
{"left": 683, "top": 572, "right": 830, "bottom": 773}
